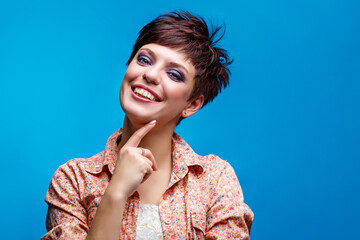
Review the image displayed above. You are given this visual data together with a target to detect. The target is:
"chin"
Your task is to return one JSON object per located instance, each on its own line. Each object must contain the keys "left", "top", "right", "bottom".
{"left": 122, "top": 107, "right": 155, "bottom": 124}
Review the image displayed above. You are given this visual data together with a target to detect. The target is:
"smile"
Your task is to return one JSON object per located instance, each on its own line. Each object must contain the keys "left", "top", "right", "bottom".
{"left": 134, "top": 87, "right": 156, "bottom": 101}
{"left": 131, "top": 85, "right": 162, "bottom": 103}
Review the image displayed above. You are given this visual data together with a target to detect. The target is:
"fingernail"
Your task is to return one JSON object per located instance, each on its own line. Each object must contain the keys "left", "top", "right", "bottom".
{"left": 149, "top": 120, "right": 156, "bottom": 125}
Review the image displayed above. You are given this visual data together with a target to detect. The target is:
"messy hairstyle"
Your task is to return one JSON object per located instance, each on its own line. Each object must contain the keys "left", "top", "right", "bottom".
{"left": 127, "top": 11, "right": 232, "bottom": 110}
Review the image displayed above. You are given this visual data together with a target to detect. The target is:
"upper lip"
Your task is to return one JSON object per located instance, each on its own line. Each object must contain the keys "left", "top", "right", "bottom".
{"left": 131, "top": 84, "right": 162, "bottom": 101}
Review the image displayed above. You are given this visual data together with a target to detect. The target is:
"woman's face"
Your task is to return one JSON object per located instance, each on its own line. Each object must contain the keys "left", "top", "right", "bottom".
{"left": 120, "top": 43, "right": 203, "bottom": 126}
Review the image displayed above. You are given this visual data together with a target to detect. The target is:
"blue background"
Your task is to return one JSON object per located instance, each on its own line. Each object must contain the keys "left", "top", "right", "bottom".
{"left": 1, "top": 0, "right": 359, "bottom": 239}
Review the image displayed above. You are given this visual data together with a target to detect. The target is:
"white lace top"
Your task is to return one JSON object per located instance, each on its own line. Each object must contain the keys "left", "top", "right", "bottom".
{"left": 135, "top": 204, "right": 164, "bottom": 240}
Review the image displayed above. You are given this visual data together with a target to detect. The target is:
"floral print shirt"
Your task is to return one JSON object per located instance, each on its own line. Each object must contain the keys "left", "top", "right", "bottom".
{"left": 42, "top": 129, "right": 253, "bottom": 239}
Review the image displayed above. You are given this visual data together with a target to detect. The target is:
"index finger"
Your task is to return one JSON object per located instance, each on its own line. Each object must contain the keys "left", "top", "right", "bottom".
{"left": 124, "top": 120, "right": 156, "bottom": 147}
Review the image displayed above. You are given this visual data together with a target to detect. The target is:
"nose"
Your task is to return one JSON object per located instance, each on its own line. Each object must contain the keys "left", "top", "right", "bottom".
{"left": 143, "top": 66, "right": 160, "bottom": 85}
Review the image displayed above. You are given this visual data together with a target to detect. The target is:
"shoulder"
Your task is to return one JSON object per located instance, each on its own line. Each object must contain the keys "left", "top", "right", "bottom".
{"left": 52, "top": 151, "right": 105, "bottom": 179}
{"left": 46, "top": 151, "right": 107, "bottom": 206}
{"left": 198, "top": 154, "right": 237, "bottom": 180}
{"left": 172, "top": 132, "right": 238, "bottom": 182}
{"left": 200, "top": 154, "right": 232, "bottom": 169}
{"left": 54, "top": 128, "right": 121, "bottom": 176}
{"left": 188, "top": 153, "right": 242, "bottom": 201}
{"left": 173, "top": 132, "right": 235, "bottom": 176}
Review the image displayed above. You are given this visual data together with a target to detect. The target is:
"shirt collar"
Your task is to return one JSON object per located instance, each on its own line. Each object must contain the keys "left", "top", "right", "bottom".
{"left": 171, "top": 132, "right": 204, "bottom": 179}
{"left": 83, "top": 129, "right": 204, "bottom": 178}
{"left": 82, "top": 129, "right": 120, "bottom": 175}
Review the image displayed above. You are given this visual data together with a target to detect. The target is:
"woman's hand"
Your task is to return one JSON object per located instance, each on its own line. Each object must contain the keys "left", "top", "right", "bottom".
{"left": 111, "top": 120, "right": 158, "bottom": 197}
{"left": 86, "top": 122, "right": 157, "bottom": 240}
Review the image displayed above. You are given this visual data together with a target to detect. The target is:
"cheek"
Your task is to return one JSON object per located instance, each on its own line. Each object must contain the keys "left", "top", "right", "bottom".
{"left": 120, "top": 69, "right": 136, "bottom": 98}
{"left": 168, "top": 85, "right": 192, "bottom": 102}
{"left": 123, "top": 70, "right": 135, "bottom": 81}
{"left": 124, "top": 62, "right": 143, "bottom": 81}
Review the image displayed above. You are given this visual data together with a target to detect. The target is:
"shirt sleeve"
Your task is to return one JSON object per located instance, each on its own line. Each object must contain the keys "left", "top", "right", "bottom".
{"left": 41, "top": 162, "right": 89, "bottom": 240}
{"left": 205, "top": 161, "right": 254, "bottom": 239}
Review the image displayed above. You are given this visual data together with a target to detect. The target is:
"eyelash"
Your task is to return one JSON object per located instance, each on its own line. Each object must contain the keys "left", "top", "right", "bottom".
{"left": 137, "top": 54, "right": 152, "bottom": 65}
{"left": 136, "top": 53, "right": 185, "bottom": 82}
{"left": 166, "top": 70, "right": 184, "bottom": 82}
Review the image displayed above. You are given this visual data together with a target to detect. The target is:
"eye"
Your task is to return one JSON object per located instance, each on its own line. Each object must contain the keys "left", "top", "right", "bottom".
{"left": 137, "top": 54, "right": 152, "bottom": 65}
{"left": 166, "top": 69, "right": 185, "bottom": 82}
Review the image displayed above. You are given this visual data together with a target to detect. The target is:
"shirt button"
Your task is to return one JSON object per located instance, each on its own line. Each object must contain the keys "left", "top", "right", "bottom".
{"left": 165, "top": 218, "right": 172, "bottom": 224}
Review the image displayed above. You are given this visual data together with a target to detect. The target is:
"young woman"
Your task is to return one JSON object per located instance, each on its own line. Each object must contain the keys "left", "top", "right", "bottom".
{"left": 42, "top": 11, "right": 253, "bottom": 240}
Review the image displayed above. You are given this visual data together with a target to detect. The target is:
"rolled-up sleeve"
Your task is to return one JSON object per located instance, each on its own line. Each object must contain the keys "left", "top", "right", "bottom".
{"left": 41, "top": 163, "right": 89, "bottom": 240}
{"left": 205, "top": 162, "right": 254, "bottom": 239}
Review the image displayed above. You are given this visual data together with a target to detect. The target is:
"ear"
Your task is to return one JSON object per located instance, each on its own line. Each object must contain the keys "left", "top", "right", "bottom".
{"left": 181, "top": 95, "right": 204, "bottom": 118}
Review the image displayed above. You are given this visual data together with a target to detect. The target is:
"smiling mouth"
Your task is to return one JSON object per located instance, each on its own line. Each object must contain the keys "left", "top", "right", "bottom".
{"left": 132, "top": 87, "right": 160, "bottom": 102}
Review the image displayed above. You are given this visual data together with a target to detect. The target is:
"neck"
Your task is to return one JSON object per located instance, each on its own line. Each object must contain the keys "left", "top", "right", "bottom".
{"left": 118, "top": 116, "right": 176, "bottom": 168}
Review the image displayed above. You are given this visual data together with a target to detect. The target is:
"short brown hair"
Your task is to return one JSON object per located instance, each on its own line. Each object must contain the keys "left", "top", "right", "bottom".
{"left": 127, "top": 11, "right": 232, "bottom": 108}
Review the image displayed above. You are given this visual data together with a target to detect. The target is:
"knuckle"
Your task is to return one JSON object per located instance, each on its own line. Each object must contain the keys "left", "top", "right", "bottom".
{"left": 129, "top": 151, "right": 138, "bottom": 158}
{"left": 120, "top": 148, "right": 138, "bottom": 158}
{"left": 123, "top": 148, "right": 132, "bottom": 154}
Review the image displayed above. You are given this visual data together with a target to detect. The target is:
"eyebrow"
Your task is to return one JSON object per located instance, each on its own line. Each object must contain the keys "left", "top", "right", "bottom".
{"left": 139, "top": 47, "right": 189, "bottom": 74}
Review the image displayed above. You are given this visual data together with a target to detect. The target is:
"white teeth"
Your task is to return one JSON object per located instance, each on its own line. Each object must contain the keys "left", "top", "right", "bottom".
{"left": 134, "top": 87, "right": 156, "bottom": 101}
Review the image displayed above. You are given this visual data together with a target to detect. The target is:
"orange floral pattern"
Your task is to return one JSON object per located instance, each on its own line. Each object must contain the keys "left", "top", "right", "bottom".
{"left": 42, "top": 129, "right": 253, "bottom": 239}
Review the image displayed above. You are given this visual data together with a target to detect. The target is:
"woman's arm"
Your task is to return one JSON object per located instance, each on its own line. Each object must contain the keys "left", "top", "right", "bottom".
{"left": 84, "top": 184, "right": 127, "bottom": 240}
{"left": 42, "top": 121, "right": 157, "bottom": 240}
{"left": 205, "top": 161, "right": 253, "bottom": 239}
{"left": 86, "top": 121, "right": 157, "bottom": 240}
{"left": 41, "top": 163, "right": 90, "bottom": 240}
